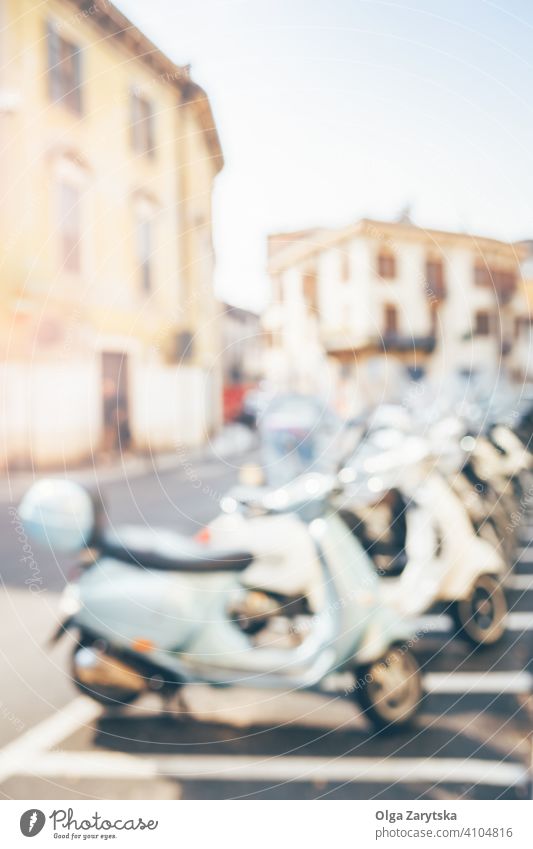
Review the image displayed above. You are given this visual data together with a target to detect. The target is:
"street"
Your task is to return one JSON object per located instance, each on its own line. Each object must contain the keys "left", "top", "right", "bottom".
{"left": 0, "top": 446, "right": 532, "bottom": 801}
{"left": 2, "top": 0, "right": 533, "bottom": 828}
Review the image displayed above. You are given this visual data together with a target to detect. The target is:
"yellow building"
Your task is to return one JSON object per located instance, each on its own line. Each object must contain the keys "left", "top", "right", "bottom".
{"left": 0, "top": 0, "right": 223, "bottom": 468}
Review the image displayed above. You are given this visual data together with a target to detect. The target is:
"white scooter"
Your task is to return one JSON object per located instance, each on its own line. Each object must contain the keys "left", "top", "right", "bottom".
{"left": 19, "top": 476, "right": 423, "bottom": 729}
{"left": 441, "top": 422, "right": 529, "bottom": 561}
{"left": 338, "top": 431, "right": 508, "bottom": 646}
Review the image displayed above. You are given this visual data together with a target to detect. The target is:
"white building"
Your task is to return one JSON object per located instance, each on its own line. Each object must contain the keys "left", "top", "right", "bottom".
{"left": 264, "top": 218, "right": 531, "bottom": 413}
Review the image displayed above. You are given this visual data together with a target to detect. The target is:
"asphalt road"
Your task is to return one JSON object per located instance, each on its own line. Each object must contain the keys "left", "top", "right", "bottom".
{"left": 0, "top": 447, "right": 532, "bottom": 800}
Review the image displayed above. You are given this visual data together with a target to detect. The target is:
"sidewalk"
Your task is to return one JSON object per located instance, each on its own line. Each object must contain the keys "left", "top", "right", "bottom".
{"left": 0, "top": 424, "right": 258, "bottom": 505}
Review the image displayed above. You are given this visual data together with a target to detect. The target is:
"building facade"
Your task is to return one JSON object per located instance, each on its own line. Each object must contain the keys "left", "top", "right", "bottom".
{"left": 0, "top": 0, "right": 223, "bottom": 468}
{"left": 264, "top": 218, "right": 531, "bottom": 413}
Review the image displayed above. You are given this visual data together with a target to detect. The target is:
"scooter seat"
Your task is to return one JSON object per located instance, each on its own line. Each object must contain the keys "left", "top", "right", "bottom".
{"left": 100, "top": 525, "right": 253, "bottom": 573}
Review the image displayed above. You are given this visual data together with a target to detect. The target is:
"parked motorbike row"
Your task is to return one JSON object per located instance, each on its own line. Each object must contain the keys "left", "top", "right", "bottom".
{"left": 19, "top": 388, "right": 533, "bottom": 730}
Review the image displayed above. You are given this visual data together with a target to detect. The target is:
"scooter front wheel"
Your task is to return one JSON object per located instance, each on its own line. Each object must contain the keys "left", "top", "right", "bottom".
{"left": 452, "top": 574, "right": 507, "bottom": 646}
{"left": 354, "top": 646, "right": 422, "bottom": 730}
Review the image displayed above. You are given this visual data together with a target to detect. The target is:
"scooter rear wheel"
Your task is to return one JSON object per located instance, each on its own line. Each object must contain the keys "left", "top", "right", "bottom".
{"left": 452, "top": 574, "right": 507, "bottom": 646}
{"left": 71, "top": 642, "right": 143, "bottom": 707}
{"left": 354, "top": 646, "right": 422, "bottom": 729}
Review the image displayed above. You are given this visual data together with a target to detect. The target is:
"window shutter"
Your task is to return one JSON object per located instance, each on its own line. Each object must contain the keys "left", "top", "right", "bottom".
{"left": 176, "top": 331, "right": 194, "bottom": 362}
{"left": 146, "top": 98, "right": 154, "bottom": 153}
{"left": 131, "top": 89, "right": 140, "bottom": 151}
{"left": 47, "top": 21, "right": 61, "bottom": 101}
{"left": 71, "top": 46, "right": 82, "bottom": 113}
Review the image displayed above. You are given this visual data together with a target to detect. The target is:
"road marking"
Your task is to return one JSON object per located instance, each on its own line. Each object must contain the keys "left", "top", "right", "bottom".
{"left": 24, "top": 751, "right": 156, "bottom": 779}
{"left": 506, "top": 574, "right": 533, "bottom": 591}
{"left": 19, "top": 751, "right": 527, "bottom": 788}
{"left": 417, "top": 612, "right": 533, "bottom": 633}
{"left": 323, "top": 670, "right": 531, "bottom": 695}
{"left": 0, "top": 667, "right": 529, "bottom": 787}
{"left": 0, "top": 662, "right": 529, "bottom": 789}
{"left": 424, "top": 670, "right": 532, "bottom": 694}
{"left": 0, "top": 697, "right": 101, "bottom": 783}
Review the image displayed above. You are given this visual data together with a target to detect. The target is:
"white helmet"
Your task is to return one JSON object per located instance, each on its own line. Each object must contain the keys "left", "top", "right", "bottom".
{"left": 18, "top": 479, "right": 97, "bottom": 552}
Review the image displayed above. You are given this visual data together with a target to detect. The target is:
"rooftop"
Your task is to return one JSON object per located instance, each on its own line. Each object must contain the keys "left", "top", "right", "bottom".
{"left": 268, "top": 217, "right": 528, "bottom": 272}
{"left": 66, "top": 0, "right": 223, "bottom": 170}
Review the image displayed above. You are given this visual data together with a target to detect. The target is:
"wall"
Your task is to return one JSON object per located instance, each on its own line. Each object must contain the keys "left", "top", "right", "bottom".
{"left": 0, "top": 360, "right": 100, "bottom": 467}
{"left": 131, "top": 364, "right": 210, "bottom": 450}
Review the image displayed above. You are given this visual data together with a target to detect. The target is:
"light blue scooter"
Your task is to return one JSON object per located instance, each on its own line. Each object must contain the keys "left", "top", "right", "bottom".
{"left": 19, "top": 475, "right": 422, "bottom": 729}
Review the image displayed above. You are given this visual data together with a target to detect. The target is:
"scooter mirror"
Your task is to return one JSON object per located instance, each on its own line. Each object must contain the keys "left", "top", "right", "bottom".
{"left": 18, "top": 479, "right": 97, "bottom": 553}
{"left": 239, "top": 464, "right": 265, "bottom": 487}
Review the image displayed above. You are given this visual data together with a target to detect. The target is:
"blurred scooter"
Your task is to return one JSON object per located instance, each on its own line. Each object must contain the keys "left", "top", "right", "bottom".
{"left": 338, "top": 428, "right": 508, "bottom": 646}
{"left": 19, "top": 476, "right": 423, "bottom": 729}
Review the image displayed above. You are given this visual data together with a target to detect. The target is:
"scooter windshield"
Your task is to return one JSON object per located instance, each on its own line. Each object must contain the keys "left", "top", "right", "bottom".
{"left": 259, "top": 393, "right": 344, "bottom": 487}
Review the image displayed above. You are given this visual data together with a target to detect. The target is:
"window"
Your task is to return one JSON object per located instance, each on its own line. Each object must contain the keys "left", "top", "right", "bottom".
{"left": 384, "top": 304, "right": 398, "bottom": 335}
{"left": 377, "top": 250, "right": 396, "bottom": 279}
{"left": 164, "top": 330, "right": 194, "bottom": 364}
{"left": 494, "top": 269, "right": 516, "bottom": 301}
{"left": 474, "top": 262, "right": 517, "bottom": 301}
{"left": 57, "top": 180, "right": 81, "bottom": 272}
{"left": 474, "top": 263, "right": 489, "bottom": 287}
{"left": 340, "top": 249, "right": 350, "bottom": 282}
{"left": 131, "top": 89, "right": 155, "bottom": 155}
{"left": 474, "top": 310, "right": 492, "bottom": 336}
{"left": 302, "top": 269, "right": 318, "bottom": 310}
{"left": 515, "top": 316, "right": 531, "bottom": 338}
{"left": 425, "top": 258, "right": 446, "bottom": 299}
{"left": 136, "top": 215, "right": 153, "bottom": 292}
{"left": 47, "top": 22, "right": 82, "bottom": 113}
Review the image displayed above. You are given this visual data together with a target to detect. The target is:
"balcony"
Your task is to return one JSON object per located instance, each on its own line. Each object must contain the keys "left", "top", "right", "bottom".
{"left": 380, "top": 333, "right": 436, "bottom": 354}
{"left": 321, "top": 329, "right": 436, "bottom": 356}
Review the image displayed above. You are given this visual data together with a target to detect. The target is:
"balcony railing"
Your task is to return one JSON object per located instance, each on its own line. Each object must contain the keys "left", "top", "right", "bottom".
{"left": 322, "top": 330, "right": 436, "bottom": 355}
{"left": 380, "top": 333, "right": 436, "bottom": 353}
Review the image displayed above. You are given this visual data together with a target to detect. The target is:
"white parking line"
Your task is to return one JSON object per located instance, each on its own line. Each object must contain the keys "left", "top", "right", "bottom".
{"left": 417, "top": 612, "right": 533, "bottom": 633}
{"left": 424, "top": 670, "right": 532, "bottom": 694}
{"left": 323, "top": 670, "right": 531, "bottom": 696}
{"left": 0, "top": 697, "right": 101, "bottom": 783}
{"left": 506, "top": 574, "right": 533, "bottom": 591}
{"left": 19, "top": 751, "right": 528, "bottom": 788}
{"left": 0, "top": 667, "right": 528, "bottom": 791}
{"left": 0, "top": 666, "right": 530, "bottom": 789}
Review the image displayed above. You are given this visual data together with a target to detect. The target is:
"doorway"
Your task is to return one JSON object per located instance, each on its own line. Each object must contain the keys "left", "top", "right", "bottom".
{"left": 101, "top": 351, "right": 131, "bottom": 452}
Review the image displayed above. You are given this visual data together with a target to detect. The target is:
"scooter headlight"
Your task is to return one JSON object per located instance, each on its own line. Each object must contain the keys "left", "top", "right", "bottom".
{"left": 461, "top": 435, "right": 476, "bottom": 452}
{"left": 368, "top": 475, "right": 384, "bottom": 493}
{"left": 58, "top": 584, "right": 82, "bottom": 617}
{"left": 338, "top": 467, "right": 356, "bottom": 484}
{"left": 220, "top": 496, "right": 238, "bottom": 514}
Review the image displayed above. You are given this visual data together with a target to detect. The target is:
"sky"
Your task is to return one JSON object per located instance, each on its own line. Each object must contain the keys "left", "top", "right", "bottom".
{"left": 116, "top": 0, "right": 533, "bottom": 311}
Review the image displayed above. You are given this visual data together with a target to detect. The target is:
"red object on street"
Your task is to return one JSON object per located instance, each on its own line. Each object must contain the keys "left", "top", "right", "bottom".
{"left": 223, "top": 382, "right": 255, "bottom": 423}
